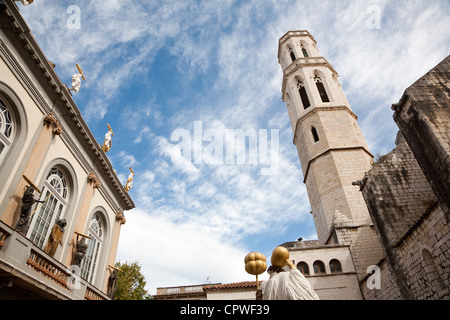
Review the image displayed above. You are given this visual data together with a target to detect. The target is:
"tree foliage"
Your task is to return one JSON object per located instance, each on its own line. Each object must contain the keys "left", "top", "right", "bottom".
{"left": 113, "top": 261, "right": 151, "bottom": 300}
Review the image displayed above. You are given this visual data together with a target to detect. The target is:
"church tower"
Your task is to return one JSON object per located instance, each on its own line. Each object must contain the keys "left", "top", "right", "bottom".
{"left": 278, "top": 31, "right": 383, "bottom": 279}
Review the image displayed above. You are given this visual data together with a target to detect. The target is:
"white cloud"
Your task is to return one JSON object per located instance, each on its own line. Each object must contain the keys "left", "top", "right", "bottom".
{"left": 19, "top": 0, "right": 450, "bottom": 296}
{"left": 117, "top": 208, "right": 254, "bottom": 295}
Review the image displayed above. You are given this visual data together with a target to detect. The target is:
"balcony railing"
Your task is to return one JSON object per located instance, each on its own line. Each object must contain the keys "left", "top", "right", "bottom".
{"left": 26, "top": 249, "right": 71, "bottom": 290}
{"left": 157, "top": 285, "right": 206, "bottom": 295}
{"left": 0, "top": 220, "right": 109, "bottom": 300}
{"left": 0, "top": 224, "right": 11, "bottom": 249}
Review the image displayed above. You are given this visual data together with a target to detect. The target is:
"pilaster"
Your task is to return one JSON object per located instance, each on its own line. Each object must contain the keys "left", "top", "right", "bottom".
{"left": 1, "top": 113, "right": 62, "bottom": 227}
{"left": 64, "top": 172, "right": 101, "bottom": 267}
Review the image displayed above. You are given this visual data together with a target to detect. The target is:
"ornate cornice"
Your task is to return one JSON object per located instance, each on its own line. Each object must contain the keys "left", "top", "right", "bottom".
{"left": 0, "top": 0, "right": 134, "bottom": 211}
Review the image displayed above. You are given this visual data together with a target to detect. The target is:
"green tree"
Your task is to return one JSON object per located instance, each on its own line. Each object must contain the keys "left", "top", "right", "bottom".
{"left": 113, "top": 261, "right": 152, "bottom": 300}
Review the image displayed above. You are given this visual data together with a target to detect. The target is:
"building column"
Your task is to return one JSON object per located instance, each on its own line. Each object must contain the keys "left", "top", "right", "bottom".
{"left": 102, "top": 211, "right": 126, "bottom": 293}
{"left": 1, "top": 113, "right": 62, "bottom": 227}
{"left": 64, "top": 172, "right": 101, "bottom": 267}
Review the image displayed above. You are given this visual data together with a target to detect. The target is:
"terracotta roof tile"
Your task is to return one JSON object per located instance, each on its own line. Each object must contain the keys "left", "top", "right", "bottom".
{"left": 203, "top": 281, "right": 262, "bottom": 291}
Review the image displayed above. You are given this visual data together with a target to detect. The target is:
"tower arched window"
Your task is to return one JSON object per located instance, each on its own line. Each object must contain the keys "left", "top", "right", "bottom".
{"left": 0, "top": 99, "right": 14, "bottom": 165}
{"left": 297, "top": 79, "right": 311, "bottom": 109}
{"left": 289, "top": 48, "right": 296, "bottom": 62}
{"left": 311, "top": 127, "right": 319, "bottom": 142}
{"left": 297, "top": 262, "right": 310, "bottom": 275}
{"left": 314, "top": 75, "right": 330, "bottom": 103}
{"left": 329, "top": 259, "right": 342, "bottom": 273}
{"left": 313, "top": 260, "right": 326, "bottom": 274}
{"left": 81, "top": 213, "right": 104, "bottom": 284}
{"left": 29, "top": 167, "right": 69, "bottom": 248}
{"left": 301, "top": 45, "right": 309, "bottom": 58}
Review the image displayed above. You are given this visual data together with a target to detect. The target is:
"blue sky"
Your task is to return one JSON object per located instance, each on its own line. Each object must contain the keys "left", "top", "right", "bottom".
{"left": 19, "top": 0, "right": 450, "bottom": 294}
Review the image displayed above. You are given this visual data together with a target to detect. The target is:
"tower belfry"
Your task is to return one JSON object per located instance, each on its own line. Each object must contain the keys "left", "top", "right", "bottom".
{"left": 278, "top": 31, "right": 383, "bottom": 279}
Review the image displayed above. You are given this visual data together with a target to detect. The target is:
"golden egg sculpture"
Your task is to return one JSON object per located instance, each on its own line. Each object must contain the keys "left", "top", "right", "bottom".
{"left": 244, "top": 252, "right": 267, "bottom": 276}
{"left": 271, "top": 246, "right": 290, "bottom": 267}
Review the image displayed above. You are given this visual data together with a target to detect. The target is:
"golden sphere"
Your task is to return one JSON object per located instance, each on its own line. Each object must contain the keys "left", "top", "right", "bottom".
{"left": 271, "top": 246, "right": 290, "bottom": 267}
{"left": 244, "top": 252, "right": 267, "bottom": 276}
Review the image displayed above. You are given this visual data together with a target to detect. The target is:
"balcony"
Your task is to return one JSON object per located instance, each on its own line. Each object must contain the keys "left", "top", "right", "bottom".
{"left": 154, "top": 284, "right": 212, "bottom": 300}
{"left": 0, "top": 220, "right": 109, "bottom": 300}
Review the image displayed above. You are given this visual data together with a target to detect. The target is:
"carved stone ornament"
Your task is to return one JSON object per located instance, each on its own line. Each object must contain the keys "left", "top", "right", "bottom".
{"left": 87, "top": 172, "right": 102, "bottom": 189}
{"left": 115, "top": 212, "right": 126, "bottom": 225}
{"left": 43, "top": 113, "right": 63, "bottom": 136}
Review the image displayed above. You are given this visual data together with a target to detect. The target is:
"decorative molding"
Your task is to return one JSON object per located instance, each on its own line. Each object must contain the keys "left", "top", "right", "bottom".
{"left": 292, "top": 105, "right": 358, "bottom": 145}
{"left": 87, "top": 172, "right": 102, "bottom": 189}
{"left": 281, "top": 57, "right": 338, "bottom": 101}
{"left": 278, "top": 30, "right": 317, "bottom": 60}
{"left": 302, "top": 146, "right": 374, "bottom": 184}
{"left": 115, "top": 212, "right": 126, "bottom": 225}
{"left": 43, "top": 113, "right": 63, "bottom": 136}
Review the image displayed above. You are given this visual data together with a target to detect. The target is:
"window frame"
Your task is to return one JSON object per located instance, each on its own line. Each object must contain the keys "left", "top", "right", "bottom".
{"left": 80, "top": 213, "right": 104, "bottom": 284}
{"left": 28, "top": 167, "right": 69, "bottom": 249}
{"left": 0, "top": 99, "right": 14, "bottom": 165}
{"left": 297, "top": 79, "right": 311, "bottom": 109}
{"left": 314, "top": 75, "right": 331, "bottom": 103}
{"left": 297, "top": 261, "right": 310, "bottom": 275}
{"left": 301, "top": 46, "right": 309, "bottom": 58}
{"left": 290, "top": 49, "right": 296, "bottom": 62}
{"left": 329, "top": 259, "right": 343, "bottom": 273}
{"left": 313, "top": 260, "right": 326, "bottom": 274}
{"left": 311, "top": 126, "right": 319, "bottom": 142}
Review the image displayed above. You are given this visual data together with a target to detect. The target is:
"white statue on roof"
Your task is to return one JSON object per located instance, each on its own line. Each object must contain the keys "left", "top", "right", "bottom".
{"left": 70, "top": 64, "right": 85, "bottom": 93}
{"left": 102, "top": 124, "right": 114, "bottom": 153}
{"left": 15, "top": 0, "right": 34, "bottom": 6}
{"left": 125, "top": 167, "right": 135, "bottom": 192}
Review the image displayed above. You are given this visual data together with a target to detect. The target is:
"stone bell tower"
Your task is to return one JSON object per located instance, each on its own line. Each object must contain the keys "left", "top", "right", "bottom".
{"left": 278, "top": 31, "right": 383, "bottom": 279}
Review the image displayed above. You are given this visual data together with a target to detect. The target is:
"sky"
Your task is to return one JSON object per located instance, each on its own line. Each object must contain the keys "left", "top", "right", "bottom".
{"left": 18, "top": 0, "right": 450, "bottom": 295}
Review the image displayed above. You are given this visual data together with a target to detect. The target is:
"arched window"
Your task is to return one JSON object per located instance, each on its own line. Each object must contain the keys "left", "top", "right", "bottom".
{"left": 81, "top": 213, "right": 104, "bottom": 283}
{"left": 313, "top": 260, "right": 326, "bottom": 274}
{"left": 297, "top": 79, "right": 311, "bottom": 109}
{"left": 289, "top": 48, "right": 296, "bottom": 62}
{"left": 314, "top": 75, "right": 330, "bottom": 103}
{"left": 29, "top": 167, "right": 69, "bottom": 248}
{"left": 311, "top": 127, "right": 319, "bottom": 142}
{"left": 297, "top": 262, "right": 310, "bottom": 275}
{"left": 329, "top": 259, "right": 342, "bottom": 273}
{"left": 0, "top": 99, "right": 14, "bottom": 165}
{"left": 301, "top": 45, "right": 309, "bottom": 58}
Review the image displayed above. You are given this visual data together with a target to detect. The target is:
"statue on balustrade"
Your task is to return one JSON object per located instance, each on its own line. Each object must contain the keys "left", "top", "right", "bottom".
{"left": 15, "top": 186, "right": 45, "bottom": 235}
{"left": 73, "top": 235, "right": 89, "bottom": 267}
{"left": 107, "top": 268, "right": 119, "bottom": 299}
{"left": 44, "top": 219, "right": 67, "bottom": 257}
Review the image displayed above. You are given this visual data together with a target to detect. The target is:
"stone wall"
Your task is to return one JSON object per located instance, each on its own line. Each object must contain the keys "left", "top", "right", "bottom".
{"left": 360, "top": 130, "right": 450, "bottom": 299}
{"left": 392, "top": 55, "right": 450, "bottom": 213}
